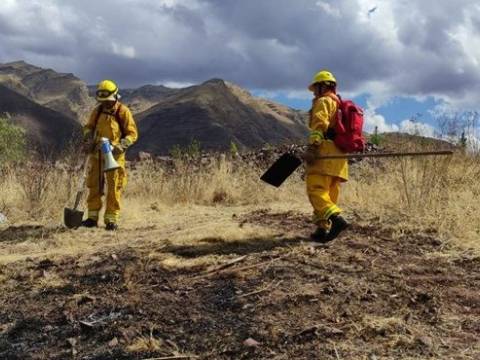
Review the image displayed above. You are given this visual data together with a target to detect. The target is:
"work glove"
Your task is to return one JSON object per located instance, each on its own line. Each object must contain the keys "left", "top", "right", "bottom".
{"left": 112, "top": 138, "right": 132, "bottom": 156}
{"left": 301, "top": 144, "right": 319, "bottom": 165}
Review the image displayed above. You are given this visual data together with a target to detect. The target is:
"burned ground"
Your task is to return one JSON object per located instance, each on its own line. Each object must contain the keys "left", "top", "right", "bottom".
{"left": 0, "top": 210, "right": 479, "bottom": 359}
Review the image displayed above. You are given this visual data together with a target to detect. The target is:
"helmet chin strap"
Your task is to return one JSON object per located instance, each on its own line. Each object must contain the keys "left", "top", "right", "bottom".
{"left": 101, "top": 100, "right": 117, "bottom": 110}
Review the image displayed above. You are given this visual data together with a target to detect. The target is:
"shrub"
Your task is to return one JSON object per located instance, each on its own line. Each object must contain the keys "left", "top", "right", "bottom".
{"left": 0, "top": 117, "right": 26, "bottom": 163}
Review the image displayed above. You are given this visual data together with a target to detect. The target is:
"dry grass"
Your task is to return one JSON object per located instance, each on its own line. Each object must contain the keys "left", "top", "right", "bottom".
{"left": 0, "top": 150, "right": 479, "bottom": 263}
{"left": 343, "top": 152, "right": 480, "bottom": 249}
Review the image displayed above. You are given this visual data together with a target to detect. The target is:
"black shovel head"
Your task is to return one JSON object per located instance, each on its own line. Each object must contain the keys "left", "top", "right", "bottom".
{"left": 260, "top": 152, "right": 302, "bottom": 187}
{"left": 64, "top": 207, "right": 84, "bottom": 229}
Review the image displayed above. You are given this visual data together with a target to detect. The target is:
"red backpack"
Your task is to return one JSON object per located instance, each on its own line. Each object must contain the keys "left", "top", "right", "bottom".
{"left": 328, "top": 94, "right": 365, "bottom": 153}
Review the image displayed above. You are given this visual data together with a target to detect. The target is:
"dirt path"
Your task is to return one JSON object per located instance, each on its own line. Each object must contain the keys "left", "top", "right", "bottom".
{"left": 1, "top": 209, "right": 479, "bottom": 359}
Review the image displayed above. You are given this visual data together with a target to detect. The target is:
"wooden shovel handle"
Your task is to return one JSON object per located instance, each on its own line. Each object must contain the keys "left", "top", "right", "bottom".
{"left": 72, "top": 155, "right": 91, "bottom": 211}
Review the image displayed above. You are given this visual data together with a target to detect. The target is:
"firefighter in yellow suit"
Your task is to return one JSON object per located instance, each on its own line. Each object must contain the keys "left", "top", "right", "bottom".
{"left": 82, "top": 80, "right": 138, "bottom": 231}
{"left": 303, "top": 70, "right": 349, "bottom": 243}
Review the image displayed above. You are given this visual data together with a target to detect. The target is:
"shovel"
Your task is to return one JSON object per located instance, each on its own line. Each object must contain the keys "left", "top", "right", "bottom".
{"left": 64, "top": 155, "right": 90, "bottom": 229}
{"left": 260, "top": 152, "right": 303, "bottom": 187}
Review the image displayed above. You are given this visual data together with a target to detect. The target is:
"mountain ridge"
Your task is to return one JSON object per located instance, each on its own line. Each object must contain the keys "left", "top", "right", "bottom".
{"left": 1, "top": 60, "right": 308, "bottom": 156}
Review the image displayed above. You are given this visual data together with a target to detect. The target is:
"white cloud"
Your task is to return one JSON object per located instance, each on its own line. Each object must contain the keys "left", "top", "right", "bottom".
{"left": 162, "top": 80, "right": 195, "bottom": 88}
{"left": 285, "top": 90, "right": 311, "bottom": 100}
{"left": 363, "top": 107, "right": 399, "bottom": 133}
{"left": 399, "top": 119, "right": 436, "bottom": 137}
{"left": 111, "top": 42, "right": 136, "bottom": 59}
{"left": 316, "top": 1, "right": 342, "bottom": 18}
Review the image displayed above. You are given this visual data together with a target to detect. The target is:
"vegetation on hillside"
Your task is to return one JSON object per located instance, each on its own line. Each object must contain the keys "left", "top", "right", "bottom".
{"left": 0, "top": 116, "right": 26, "bottom": 163}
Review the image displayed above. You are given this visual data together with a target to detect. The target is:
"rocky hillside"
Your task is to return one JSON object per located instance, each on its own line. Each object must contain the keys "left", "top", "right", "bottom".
{"left": 115, "top": 85, "right": 179, "bottom": 114}
{"left": 0, "top": 61, "right": 94, "bottom": 122}
{"left": 131, "top": 79, "right": 308, "bottom": 156}
{"left": 1, "top": 61, "right": 309, "bottom": 156}
{"left": 0, "top": 84, "right": 81, "bottom": 154}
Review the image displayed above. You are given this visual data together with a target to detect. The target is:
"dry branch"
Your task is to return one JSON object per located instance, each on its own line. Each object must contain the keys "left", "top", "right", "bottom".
{"left": 142, "top": 355, "right": 198, "bottom": 360}
{"left": 235, "top": 280, "right": 282, "bottom": 299}
{"left": 190, "top": 254, "right": 286, "bottom": 281}
{"left": 205, "top": 255, "right": 247, "bottom": 275}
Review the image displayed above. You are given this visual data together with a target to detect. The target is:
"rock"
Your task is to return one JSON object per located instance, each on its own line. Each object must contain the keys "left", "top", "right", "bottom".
{"left": 138, "top": 151, "right": 152, "bottom": 161}
{"left": 416, "top": 335, "right": 433, "bottom": 349}
{"left": 243, "top": 337, "right": 261, "bottom": 348}
{"left": 0, "top": 213, "right": 7, "bottom": 224}
{"left": 108, "top": 337, "right": 119, "bottom": 347}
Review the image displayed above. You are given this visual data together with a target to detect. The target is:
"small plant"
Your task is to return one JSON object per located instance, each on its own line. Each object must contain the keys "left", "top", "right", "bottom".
{"left": 370, "top": 126, "right": 383, "bottom": 146}
{"left": 230, "top": 141, "right": 239, "bottom": 157}
{"left": 186, "top": 139, "right": 201, "bottom": 158}
{"left": 170, "top": 144, "right": 183, "bottom": 160}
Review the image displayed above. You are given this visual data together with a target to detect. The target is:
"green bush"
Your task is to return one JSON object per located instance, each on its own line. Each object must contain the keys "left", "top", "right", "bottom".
{"left": 0, "top": 117, "right": 26, "bottom": 163}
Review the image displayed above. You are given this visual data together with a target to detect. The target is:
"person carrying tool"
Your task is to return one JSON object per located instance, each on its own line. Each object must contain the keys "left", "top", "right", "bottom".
{"left": 303, "top": 70, "right": 349, "bottom": 243}
{"left": 82, "top": 80, "right": 138, "bottom": 231}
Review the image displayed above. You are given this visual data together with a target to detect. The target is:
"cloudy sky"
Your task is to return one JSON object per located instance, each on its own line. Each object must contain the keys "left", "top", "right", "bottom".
{"left": 1, "top": 0, "right": 480, "bottom": 135}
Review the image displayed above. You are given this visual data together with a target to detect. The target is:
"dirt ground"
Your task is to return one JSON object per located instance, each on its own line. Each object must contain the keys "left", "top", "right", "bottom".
{"left": 0, "top": 208, "right": 479, "bottom": 359}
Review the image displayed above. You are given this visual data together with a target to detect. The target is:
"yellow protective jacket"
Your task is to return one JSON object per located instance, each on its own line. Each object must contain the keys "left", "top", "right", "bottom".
{"left": 306, "top": 92, "right": 348, "bottom": 181}
{"left": 83, "top": 101, "right": 138, "bottom": 147}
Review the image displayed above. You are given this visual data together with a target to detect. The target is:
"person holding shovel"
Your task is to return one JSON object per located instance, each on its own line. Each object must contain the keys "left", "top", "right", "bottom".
{"left": 82, "top": 80, "right": 138, "bottom": 231}
{"left": 303, "top": 70, "right": 349, "bottom": 243}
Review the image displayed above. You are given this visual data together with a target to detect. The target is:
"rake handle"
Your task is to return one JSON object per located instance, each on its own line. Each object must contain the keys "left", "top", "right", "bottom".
{"left": 315, "top": 150, "right": 454, "bottom": 160}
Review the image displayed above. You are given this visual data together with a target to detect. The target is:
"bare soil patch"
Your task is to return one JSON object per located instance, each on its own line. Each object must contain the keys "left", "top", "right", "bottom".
{"left": 0, "top": 210, "right": 479, "bottom": 359}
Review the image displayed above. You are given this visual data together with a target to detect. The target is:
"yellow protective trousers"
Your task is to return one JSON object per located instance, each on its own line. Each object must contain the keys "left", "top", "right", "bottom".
{"left": 306, "top": 174, "right": 342, "bottom": 230}
{"left": 86, "top": 151, "right": 127, "bottom": 224}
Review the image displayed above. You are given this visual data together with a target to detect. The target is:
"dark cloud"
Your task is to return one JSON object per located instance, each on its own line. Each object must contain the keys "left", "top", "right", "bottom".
{"left": 1, "top": 0, "right": 480, "bottom": 107}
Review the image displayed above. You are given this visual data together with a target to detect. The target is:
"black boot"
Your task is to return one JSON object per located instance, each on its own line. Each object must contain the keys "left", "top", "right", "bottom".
{"left": 310, "top": 227, "right": 328, "bottom": 243}
{"left": 105, "top": 222, "right": 118, "bottom": 231}
{"left": 326, "top": 214, "right": 348, "bottom": 241}
{"left": 81, "top": 218, "right": 98, "bottom": 228}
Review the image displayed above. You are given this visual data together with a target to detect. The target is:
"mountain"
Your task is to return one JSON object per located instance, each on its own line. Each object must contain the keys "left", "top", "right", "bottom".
{"left": 131, "top": 79, "right": 308, "bottom": 156}
{"left": 0, "top": 61, "right": 94, "bottom": 122}
{"left": 1, "top": 61, "right": 309, "bottom": 156}
{"left": 0, "top": 84, "right": 81, "bottom": 154}
{"left": 109, "top": 85, "right": 179, "bottom": 114}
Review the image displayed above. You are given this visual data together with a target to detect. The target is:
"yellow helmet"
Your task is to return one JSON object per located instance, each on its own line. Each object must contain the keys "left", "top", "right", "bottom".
{"left": 96, "top": 79, "right": 119, "bottom": 101}
{"left": 308, "top": 70, "right": 337, "bottom": 91}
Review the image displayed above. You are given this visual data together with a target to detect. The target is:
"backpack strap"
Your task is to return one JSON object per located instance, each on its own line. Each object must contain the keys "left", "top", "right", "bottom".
{"left": 324, "top": 93, "right": 342, "bottom": 140}
{"left": 114, "top": 103, "right": 126, "bottom": 138}
{"left": 326, "top": 92, "right": 341, "bottom": 106}
{"left": 92, "top": 103, "right": 126, "bottom": 138}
